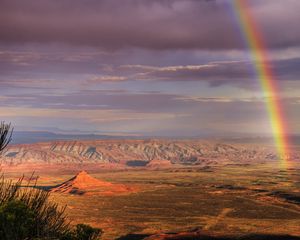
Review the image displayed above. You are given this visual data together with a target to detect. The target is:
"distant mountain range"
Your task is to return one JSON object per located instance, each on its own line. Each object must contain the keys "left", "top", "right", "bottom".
{"left": 10, "top": 131, "right": 300, "bottom": 146}
{"left": 2, "top": 139, "right": 294, "bottom": 168}
{"left": 10, "top": 131, "right": 140, "bottom": 144}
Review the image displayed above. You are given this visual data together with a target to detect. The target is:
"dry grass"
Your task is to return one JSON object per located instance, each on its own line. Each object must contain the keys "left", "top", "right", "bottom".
{"left": 5, "top": 163, "right": 297, "bottom": 240}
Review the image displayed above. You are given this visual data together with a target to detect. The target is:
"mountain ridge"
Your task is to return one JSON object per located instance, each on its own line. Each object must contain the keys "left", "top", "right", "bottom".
{"left": 1, "top": 139, "right": 293, "bottom": 168}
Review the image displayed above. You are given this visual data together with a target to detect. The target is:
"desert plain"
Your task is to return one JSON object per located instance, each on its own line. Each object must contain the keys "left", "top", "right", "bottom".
{"left": 1, "top": 139, "right": 300, "bottom": 240}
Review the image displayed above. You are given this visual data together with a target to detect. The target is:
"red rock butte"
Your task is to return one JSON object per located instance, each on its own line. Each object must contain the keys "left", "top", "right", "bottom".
{"left": 50, "top": 170, "right": 136, "bottom": 196}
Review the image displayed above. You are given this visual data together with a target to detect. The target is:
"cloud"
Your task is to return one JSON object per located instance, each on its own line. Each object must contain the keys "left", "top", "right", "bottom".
{"left": 176, "top": 96, "right": 264, "bottom": 103}
{"left": 0, "top": 0, "right": 299, "bottom": 50}
{"left": 121, "top": 61, "right": 253, "bottom": 86}
{"left": 2, "top": 88, "right": 298, "bottom": 113}
{"left": 0, "top": 51, "right": 42, "bottom": 66}
{"left": 0, "top": 0, "right": 299, "bottom": 135}
{"left": 2, "top": 54, "right": 300, "bottom": 94}
{"left": 0, "top": 94, "right": 278, "bottom": 136}
{"left": 0, "top": 106, "right": 179, "bottom": 123}
{"left": 0, "top": 50, "right": 110, "bottom": 67}
{"left": 0, "top": 78, "right": 60, "bottom": 91}
{"left": 88, "top": 75, "right": 128, "bottom": 83}
{"left": 118, "top": 58, "right": 300, "bottom": 88}
{"left": 0, "top": 91, "right": 189, "bottom": 112}
{"left": 2, "top": 89, "right": 300, "bottom": 135}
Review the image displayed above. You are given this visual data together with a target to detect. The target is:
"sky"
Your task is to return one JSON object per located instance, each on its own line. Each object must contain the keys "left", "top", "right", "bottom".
{"left": 1, "top": 0, "right": 300, "bottom": 137}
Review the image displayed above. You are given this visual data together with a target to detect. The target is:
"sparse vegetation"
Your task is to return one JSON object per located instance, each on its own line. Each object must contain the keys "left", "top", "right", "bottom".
{"left": 0, "top": 175, "right": 103, "bottom": 240}
{"left": 0, "top": 122, "right": 102, "bottom": 240}
{"left": 1, "top": 122, "right": 300, "bottom": 239}
{"left": 58, "top": 224, "right": 102, "bottom": 240}
{"left": 0, "top": 199, "right": 35, "bottom": 239}
{"left": 0, "top": 175, "right": 71, "bottom": 239}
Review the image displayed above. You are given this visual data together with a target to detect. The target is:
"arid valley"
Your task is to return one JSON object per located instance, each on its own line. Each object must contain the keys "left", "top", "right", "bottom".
{"left": 1, "top": 139, "right": 300, "bottom": 239}
{"left": 2, "top": 0, "right": 300, "bottom": 239}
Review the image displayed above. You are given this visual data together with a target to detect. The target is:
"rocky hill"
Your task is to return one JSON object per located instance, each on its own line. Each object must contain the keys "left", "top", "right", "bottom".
{"left": 50, "top": 171, "right": 134, "bottom": 195}
{"left": 0, "top": 139, "right": 287, "bottom": 168}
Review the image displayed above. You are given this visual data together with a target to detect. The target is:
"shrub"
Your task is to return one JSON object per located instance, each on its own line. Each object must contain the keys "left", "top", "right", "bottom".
{"left": 0, "top": 199, "right": 35, "bottom": 240}
{"left": 73, "top": 224, "right": 103, "bottom": 240}
{"left": 61, "top": 224, "right": 102, "bottom": 240}
{"left": 0, "top": 122, "right": 102, "bottom": 240}
{"left": 0, "top": 176, "right": 71, "bottom": 239}
{"left": 0, "top": 175, "right": 103, "bottom": 240}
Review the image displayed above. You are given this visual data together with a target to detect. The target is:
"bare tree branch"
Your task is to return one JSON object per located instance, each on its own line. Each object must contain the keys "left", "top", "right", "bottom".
{"left": 0, "top": 122, "right": 13, "bottom": 154}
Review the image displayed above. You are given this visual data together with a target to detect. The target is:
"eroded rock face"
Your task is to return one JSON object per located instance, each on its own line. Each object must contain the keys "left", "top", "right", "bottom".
{"left": 0, "top": 139, "right": 295, "bottom": 167}
{"left": 50, "top": 171, "right": 135, "bottom": 195}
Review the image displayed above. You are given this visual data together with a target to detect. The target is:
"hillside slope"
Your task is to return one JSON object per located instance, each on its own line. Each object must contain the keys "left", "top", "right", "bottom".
{"left": 0, "top": 139, "right": 288, "bottom": 168}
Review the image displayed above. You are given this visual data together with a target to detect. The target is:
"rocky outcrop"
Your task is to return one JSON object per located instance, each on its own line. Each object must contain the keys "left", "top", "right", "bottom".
{"left": 50, "top": 171, "right": 134, "bottom": 195}
{"left": 0, "top": 139, "right": 292, "bottom": 167}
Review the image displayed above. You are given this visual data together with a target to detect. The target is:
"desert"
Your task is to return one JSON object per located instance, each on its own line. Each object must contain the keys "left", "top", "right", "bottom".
{"left": 1, "top": 139, "right": 299, "bottom": 240}
{"left": 1, "top": 0, "right": 300, "bottom": 239}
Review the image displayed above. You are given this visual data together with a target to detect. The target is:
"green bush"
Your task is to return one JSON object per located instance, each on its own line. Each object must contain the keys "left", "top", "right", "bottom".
{"left": 73, "top": 224, "right": 102, "bottom": 240}
{"left": 0, "top": 200, "right": 35, "bottom": 240}
{"left": 0, "top": 176, "right": 70, "bottom": 239}
{"left": 61, "top": 224, "right": 102, "bottom": 240}
{"left": 0, "top": 177, "right": 103, "bottom": 240}
{"left": 0, "top": 122, "right": 102, "bottom": 239}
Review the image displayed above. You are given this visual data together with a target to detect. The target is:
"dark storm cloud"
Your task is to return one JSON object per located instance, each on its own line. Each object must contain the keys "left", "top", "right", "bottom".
{"left": 0, "top": 0, "right": 299, "bottom": 50}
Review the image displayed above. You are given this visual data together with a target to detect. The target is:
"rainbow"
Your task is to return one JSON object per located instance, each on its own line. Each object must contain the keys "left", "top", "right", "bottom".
{"left": 231, "top": 0, "right": 290, "bottom": 167}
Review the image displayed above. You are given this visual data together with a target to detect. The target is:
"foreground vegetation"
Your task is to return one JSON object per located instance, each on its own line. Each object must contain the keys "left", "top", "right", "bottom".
{"left": 1, "top": 122, "right": 300, "bottom": 239}
{"left": 0, "top": 175, "right": 102, "bottom": 240}
{"left": 0, "top": 122, "right": 102, "bottom": 240}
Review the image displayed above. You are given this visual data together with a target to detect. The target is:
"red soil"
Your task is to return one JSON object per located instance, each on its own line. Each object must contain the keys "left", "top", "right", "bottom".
{"left": 50, "top": 171, "right": 137, "bottom": 196}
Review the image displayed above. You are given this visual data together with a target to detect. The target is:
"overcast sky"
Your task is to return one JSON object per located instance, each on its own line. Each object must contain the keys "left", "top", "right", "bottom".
{"left": 1, "top": 0, "right": 300, "bottom": 137}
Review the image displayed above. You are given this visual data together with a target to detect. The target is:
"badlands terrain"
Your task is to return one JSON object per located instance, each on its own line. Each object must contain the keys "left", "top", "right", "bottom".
{"left": 2, "top": 139, "right": 299, "bottom": 169}
{"left": 1, "top": 139, "right": 300, "bottom": 239}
